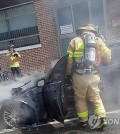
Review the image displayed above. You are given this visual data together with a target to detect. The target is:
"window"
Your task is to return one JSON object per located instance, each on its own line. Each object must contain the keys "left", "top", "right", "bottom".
{"left": 73, "top": 1, "right": 89, "bottom": 30}
{"left": 57, "top": 6, "right": 74, "bottom": 35}
{"left": 57, "top": 6, "right": 72, "bottom": 26}
{"left": 57, "top": 2, "right": 90, "bottom": 36}
{"left": 0, "top": 2, "right": 40, "bottom": 51}
{"left": 56, "top": 0, "right": 105, "bottom": 36}
{"left": 90, "top": 0, "right": 105, "bottom": 36}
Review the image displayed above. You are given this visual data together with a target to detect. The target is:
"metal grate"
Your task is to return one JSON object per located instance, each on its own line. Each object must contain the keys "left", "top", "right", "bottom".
{"left": 0, "top": 2, "right": 40, "bottom": 51}
{"left": 0, "top": 35, "right": 40, "bottom": 51}
{"left": 13, "top": 35, "right": 40, "bottom": 48}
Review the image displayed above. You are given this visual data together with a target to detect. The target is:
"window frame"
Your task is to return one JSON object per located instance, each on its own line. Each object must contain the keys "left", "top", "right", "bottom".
{"left": 0, "top": 1, "right": 41, "bottom": 53}
{"left": 55, "top": 5, "right": 75, "bottom": 38}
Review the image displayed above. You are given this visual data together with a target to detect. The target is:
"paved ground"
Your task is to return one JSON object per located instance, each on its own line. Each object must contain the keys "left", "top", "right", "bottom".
{"left": 0, "top": 111, "right": 120, "bottom": 134}
{"left": 54, "top": 111, "right": 120, "bottom": 134}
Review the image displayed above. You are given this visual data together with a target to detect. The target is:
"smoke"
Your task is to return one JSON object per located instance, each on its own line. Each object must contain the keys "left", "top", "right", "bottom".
{"left": 0, "top": 70, "right": 45, "bottom": 103}
{"left": 0, "top": 70, "right": 45, "bottom": 130}
{"left": 99, "top": 45, "right": 120, "bottom": 111}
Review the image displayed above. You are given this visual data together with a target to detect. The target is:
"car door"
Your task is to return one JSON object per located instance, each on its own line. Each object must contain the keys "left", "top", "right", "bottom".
{"left": 43, "top": 55, "right": 68, "bottom": 123}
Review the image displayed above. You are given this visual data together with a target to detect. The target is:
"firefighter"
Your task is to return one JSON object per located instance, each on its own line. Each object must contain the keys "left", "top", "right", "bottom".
{"left": 66, "top": 24, "right": 111, "bottom": 129}
{"left": 6, "top": 44, "right": 21, "bottom": 77}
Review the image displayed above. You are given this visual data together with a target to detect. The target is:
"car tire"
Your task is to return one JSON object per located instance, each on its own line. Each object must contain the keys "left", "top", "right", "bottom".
{"left": 0, "top": 102, "right": 36, "bottom": 128}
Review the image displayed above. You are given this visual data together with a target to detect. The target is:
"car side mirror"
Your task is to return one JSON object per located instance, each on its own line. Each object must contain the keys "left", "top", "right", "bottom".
{"left": 37, "top": 80, "right": 45, "bottom": 87}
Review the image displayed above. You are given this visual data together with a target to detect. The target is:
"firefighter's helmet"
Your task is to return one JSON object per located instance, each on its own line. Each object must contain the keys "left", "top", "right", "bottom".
{"left": 7, "top": 44, "right": 14, "bottom": 50}
{"left": 76, "top": 24, "right": 98, "bottom": 36}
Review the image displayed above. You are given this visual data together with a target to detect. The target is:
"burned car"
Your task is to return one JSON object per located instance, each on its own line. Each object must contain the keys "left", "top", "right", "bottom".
{"left": 0, "top": 55, "right": 75, "bottom": 129}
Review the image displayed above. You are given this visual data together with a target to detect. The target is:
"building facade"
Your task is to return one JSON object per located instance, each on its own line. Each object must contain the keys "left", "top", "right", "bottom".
{"left": 0, "top": 0, "right": 120, "bottom": 75}
{"left": 0, "top": 0, "right": 60, "bottom": 75}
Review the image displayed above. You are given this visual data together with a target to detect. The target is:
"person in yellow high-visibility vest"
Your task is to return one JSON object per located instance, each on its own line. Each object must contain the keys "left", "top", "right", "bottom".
{"left": 66, "top": 24, "right": 111, "bottom": 129}
{"left": 6, "top": 44, "right": 21, "bottom": 77}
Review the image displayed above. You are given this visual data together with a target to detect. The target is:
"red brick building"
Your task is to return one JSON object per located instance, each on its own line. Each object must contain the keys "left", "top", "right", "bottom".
{"left": 0, "top": 0, "right": 60, "bottom": 75}
{"left": 0, "top": 0, "right": 120, "bottom": 75}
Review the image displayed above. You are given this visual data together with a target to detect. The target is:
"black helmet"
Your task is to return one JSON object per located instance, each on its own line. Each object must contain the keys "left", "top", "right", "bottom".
{"left": 7, "top": 44, "right": 14, "bottom": 50}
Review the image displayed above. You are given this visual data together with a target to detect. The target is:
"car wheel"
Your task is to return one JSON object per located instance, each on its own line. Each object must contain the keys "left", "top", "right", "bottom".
{"left": 1, "top": 102, "right": 36, "bottom": 128}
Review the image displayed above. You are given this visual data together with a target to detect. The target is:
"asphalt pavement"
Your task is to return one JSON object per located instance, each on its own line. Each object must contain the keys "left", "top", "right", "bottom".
{"left": 0, "top": 110, "right": 120, "bottom": 134}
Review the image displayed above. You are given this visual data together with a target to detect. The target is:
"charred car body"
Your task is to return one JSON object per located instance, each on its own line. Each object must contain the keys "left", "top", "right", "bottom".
{"left": 0, "top": 55, "right": 75, "bottom": 129}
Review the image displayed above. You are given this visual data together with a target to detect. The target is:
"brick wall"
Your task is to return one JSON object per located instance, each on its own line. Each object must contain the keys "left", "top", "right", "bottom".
{"left": 106, "top": 0, "right": 120, "bottom": 41}
{"left": 0, "top": 0, "right": 60, "bottom": 76}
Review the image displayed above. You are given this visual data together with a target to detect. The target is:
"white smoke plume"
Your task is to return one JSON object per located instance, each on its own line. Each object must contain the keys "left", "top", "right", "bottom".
{"left": 0, "top": 70, "right": 46, "bottom": 130}
{"left": 0, "top": 70, "right": 45, "bottom": 102}
{"left": 99, "top": 45, "right": 120, "bottom": 111}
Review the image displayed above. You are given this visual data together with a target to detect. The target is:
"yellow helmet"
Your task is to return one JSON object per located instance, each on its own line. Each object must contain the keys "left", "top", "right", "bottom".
{"left": 76, "top": 24, "right": 98, "bottom": 35}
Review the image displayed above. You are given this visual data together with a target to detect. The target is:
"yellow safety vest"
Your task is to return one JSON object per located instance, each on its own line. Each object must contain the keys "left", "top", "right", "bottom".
{"left": 6, "top": 54, "right": 20, "bottom": 68}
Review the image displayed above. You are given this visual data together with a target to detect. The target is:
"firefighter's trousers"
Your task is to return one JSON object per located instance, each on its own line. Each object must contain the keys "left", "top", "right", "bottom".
{"left": 72, "top": 72, "right": 106, "bottom": 122}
